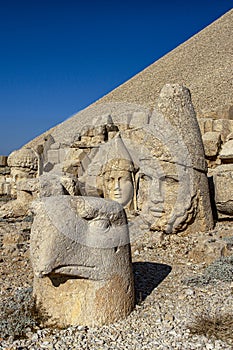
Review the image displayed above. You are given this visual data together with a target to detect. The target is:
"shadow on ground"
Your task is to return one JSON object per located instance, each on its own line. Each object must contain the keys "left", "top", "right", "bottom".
{"left": 133, "top": 262, "right": 172, "bottom": 304}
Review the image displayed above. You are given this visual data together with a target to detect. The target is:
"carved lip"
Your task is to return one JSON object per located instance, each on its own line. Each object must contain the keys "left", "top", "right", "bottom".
{"left": 113, "top": 193, "right": 122, "bottom": 198}
{"left": 148, "top": 207, "right": 164, "bottom": 217}
{"left": 52, "top": 265, "right": 95, "bottom": 278}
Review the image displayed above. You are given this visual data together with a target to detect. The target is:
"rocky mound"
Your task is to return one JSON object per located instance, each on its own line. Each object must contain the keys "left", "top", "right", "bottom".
{"left": 24, "top": 9, "right": 233, "bottom": 151}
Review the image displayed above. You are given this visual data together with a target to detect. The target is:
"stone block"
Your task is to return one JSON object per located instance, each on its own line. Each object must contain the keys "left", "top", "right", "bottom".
{"left": 198, "top": 105, "right": 233, "bottom": 120}
{"left": 219, "top": 140, "right": 233, "bottom": 162}
{"left": 204, "top": 118, "right": 213, "bottom": 133}
{"left": 130, "top": 112, "right": 149, "bottom": 128}
{"left": 0, "top": 166, "right": 10, "bottom": 175}
{"left": 0, "top": 180, "right": 11, "bottom": 196}
{"left": 50, "top": 142, "right": 61, "bottom": 150}
{"left": 59, "top": 148, "right": 68, "bottom": 163}
{"left": 0, "top": 156, "right": 8, "bottom": 166}
{"left": 0, "top": 182, "right": 4, "bottom": 195}
{"left": 213, "top": 120, "right": 233, "bottom": 142}
{"left": 47, "top": 149, "right": 59, "bottom": 164}
{"left": 202, "top": 131, "right": 221, "bottom": 158}
{"left": 213, "top": 164, "right": 233, "bottom": 218}
{"left": 38, "top": 173, "right": 64, "bottom": 197}
{"left": 4, "top": 183, "right": 11, "bottom": 195}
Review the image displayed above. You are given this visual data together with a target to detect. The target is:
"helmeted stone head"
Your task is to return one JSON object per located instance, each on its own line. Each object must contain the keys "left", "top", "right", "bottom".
{"left": 8, "top": 147, "right": 38, "bottom": 181}
{"left": 97, "top": 133, "right": 138, "bottom": 212}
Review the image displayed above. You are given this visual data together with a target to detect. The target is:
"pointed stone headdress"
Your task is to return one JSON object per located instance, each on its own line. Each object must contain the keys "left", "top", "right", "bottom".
{"left": 101, "top": 133, "right": 135, "bottom": 174}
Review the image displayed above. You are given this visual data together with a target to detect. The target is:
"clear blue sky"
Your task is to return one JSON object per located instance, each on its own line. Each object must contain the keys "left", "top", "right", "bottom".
{"left": 0, "top": 0, "right": 232, "bottom": 155}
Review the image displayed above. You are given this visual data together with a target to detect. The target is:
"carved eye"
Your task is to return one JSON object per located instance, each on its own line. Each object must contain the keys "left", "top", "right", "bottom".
{"left": 89, "top": 218, "right": 111, "bottom": 232}
{"left": 140, "top": 174, "right": 152, "bottom": 182}
{"left": 164, "top": 176, "right": 179, "bottom": 184}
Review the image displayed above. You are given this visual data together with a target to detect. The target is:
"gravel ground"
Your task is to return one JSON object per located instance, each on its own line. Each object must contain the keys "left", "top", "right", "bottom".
{"left": 0, "top": 206, "right": 233, "bottom": 349}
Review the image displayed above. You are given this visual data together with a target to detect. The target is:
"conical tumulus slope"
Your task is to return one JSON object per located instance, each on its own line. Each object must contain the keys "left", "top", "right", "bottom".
{"left": 95, "top": 9, "right": 233, "bottom": 116}
{"left": 25, "top": 9, "right": 233, "bottom": 149}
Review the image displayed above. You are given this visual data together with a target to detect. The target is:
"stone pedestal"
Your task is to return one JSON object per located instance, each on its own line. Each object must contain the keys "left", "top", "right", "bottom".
{"left": 34, "top": 272, "right": 134, "bottom": 327}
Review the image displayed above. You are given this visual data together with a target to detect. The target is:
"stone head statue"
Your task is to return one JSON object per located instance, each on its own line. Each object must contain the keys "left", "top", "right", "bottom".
{"left": 30, "top": 195, "right": 131, "bottom": 280}
{"left": 97, "top": 133, "right": 138, "bottom": 212}
{"left": 30, "top": 195, "right": 135, "bottom": 327}
{"left": 34, "top": 85, "right": 212, "bottom": 237}
{"left": 8, "top": 147, "right": 38, "bottom": 181}
{"left": 7, "top": 147, "right": 38, "bottom": 197}
{"left": 101, "top": 158, "right": 136, "bottom": 208}
{"left": 137, "top": 158, "right": 197, "bottom": 233}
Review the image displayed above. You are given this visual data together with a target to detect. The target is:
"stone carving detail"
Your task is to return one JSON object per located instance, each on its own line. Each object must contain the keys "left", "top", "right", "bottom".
{"left": 34, "top": 84, "right": 213, "bottom": 235}
{"left": 0, "top": 148, "right": 39, "bottom": 218}
{"left": 7, "top": 147, "right": 38, "bottom": 197}
{"left": 31, "top": 195, "right": 134, "bottom": 327}
{"left": 28, "top": 83, "right": 214, "bottom": 327}
{"left": 60, "top": 84, "right": 211, "bottom": 235}
{"left": 8, "top": 147, "right": 38, "bottom": 182}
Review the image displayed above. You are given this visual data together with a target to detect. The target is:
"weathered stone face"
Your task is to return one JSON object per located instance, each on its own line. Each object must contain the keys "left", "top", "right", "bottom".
{"left": 137, "top": 161, "right": 182, "bottom": 231}
{"left": 14, "top": 83, "right": 211, "bottom": 236}
{"left": 0, "top": 148, "right": 39, "bottom": 217}
{"left": 35, "top": 84, "right": 212, "bottom": 235}
{"left": 154, "top": 84, "right": 213, "bottom": 233}
{"left": 7, "top": 147, "right": 38, "bottom": 198}
{"left": 8, "top": 148, "right": 38, "bottom": 179}
{"left": 103, "top": 168, "right": 134, "bottom": 207}
{"left": 30, "top": 195, "right": 131, "bottom": 279}
{"left": 30, "top": 195, "right": 134, "bottom": 326}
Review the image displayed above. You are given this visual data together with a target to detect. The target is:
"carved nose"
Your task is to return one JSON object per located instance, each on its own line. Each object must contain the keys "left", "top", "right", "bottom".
{"left": 114, "top": 179, "right": 120, "bottom": 190}
{"left": 150, "top": 181, "right": 163, "bottom": 203}
{"left": 151, "top": 197, "right": 163, "bottom": 204}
